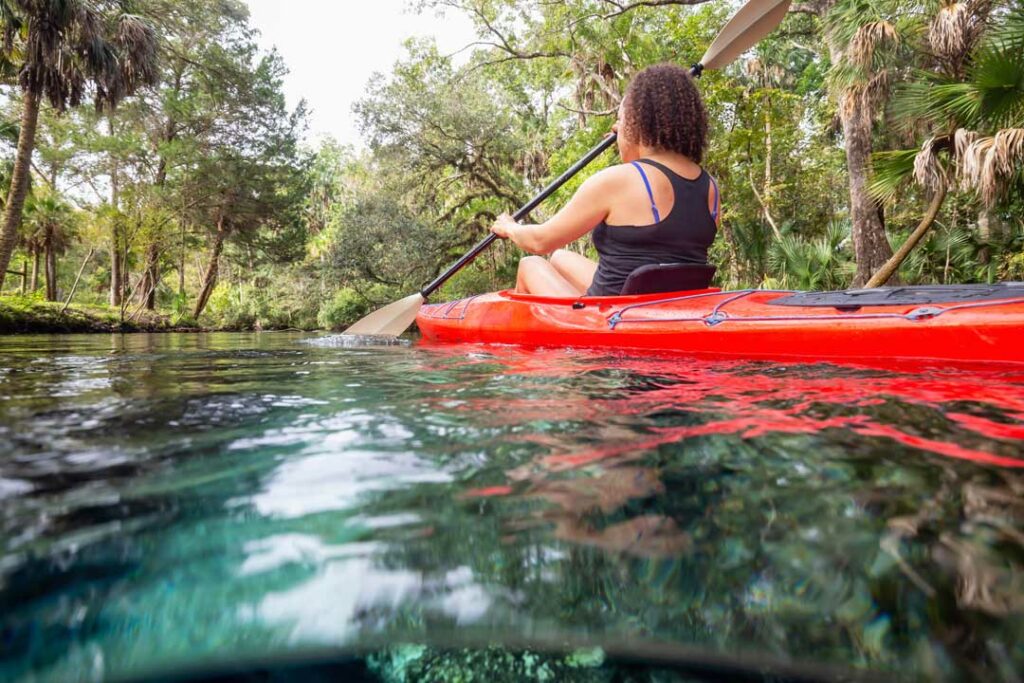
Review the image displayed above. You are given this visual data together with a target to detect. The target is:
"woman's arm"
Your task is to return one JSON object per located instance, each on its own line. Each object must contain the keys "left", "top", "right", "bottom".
{"left": 491, "top": 168, "right": 619, "bottom": 254}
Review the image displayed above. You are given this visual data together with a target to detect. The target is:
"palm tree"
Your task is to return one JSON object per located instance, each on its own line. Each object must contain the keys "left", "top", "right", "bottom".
{"left": 867, "top": 3, "right": 1024, "bottom": 286}
{"left": 767, "top": 220, "right": 854, "bottom": 290}
{"left": 24, "top": 193, "right": 74, "bottom": 301}
{"left": 16, "top": 229, "right": 41, "bottom": 292}
{"left": 796, "top": 0, "right": 907, "bottom": 286}
{"left": 945, "top": 8, "right": 1024, "bottom": 207}
{"left": 0, "top": 0, "right": 158, "bottom": 291}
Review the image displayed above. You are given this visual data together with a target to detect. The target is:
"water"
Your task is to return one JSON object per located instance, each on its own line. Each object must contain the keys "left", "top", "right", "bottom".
{"left": 1, "top": 332, "right": 1023, "bottom": 682}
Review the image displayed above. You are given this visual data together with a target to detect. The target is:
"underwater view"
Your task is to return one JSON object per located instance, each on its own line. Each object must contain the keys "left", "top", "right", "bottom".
{"left": 1, "top": 332, "right": 1022, "bottom": 682}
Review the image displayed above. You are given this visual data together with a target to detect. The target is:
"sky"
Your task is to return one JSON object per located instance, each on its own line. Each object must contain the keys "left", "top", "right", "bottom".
{"left": 243, "top": 0, "right": 478, "bottom": 148}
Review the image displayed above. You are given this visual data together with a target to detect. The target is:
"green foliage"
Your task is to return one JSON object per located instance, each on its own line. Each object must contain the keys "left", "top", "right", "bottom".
{"left": 203, "top": 274, "right": 322, "bottom": 331}
{"left": 327, "top": 194, "right": 443, "bottom": 295}
{"left": 892, "top": 213, "right": 1024, "bottom": 284}
{"left": 870, "top": 150, "right": 918, "bottom": 204}
{"left": 169, "top": 291, "right": 195, "bottom": 327}
{"left": 1000, "top": 251, "right": 1024, "bottom": 280}
{"left": 0, "top": 294, "right": 168, "bottom": 333}
{"left": 767, "top": 222, "right": 855, "bottom": 290}
{"left": 878, "top": 4, "right": 1024, "bottom": 205}
{"left": 317, "top": 288, "right": 370, "bottom": 330}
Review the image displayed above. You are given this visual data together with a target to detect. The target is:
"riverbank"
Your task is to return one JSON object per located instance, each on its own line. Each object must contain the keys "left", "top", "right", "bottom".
{"left": 0, "top": 296, "right": 198, "bottom": 334}
{"left": 0, "top": 295, "right": 333, "bottom": 334}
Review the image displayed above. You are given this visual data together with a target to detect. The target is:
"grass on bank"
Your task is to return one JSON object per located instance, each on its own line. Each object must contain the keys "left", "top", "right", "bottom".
{"left": 0, "top": 294, "right": 184, "bottom": 333}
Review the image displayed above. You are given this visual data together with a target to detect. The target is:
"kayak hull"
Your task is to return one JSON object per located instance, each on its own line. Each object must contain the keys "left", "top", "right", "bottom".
{"left": 416, "top": 287, "right": 1024, "bottom": 364}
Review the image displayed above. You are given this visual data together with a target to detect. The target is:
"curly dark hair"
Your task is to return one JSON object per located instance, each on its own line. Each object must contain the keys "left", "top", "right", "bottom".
{"left": 621, "top": 64, "right": 708, "bottom": 163}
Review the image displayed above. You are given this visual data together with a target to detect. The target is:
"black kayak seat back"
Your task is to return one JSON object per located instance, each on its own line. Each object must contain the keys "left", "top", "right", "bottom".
{"left": 620, "top": 263, "right": 717, "bottom": 296}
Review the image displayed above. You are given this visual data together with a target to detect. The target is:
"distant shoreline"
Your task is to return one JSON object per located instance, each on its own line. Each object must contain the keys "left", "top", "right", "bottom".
{"left": 0, "top": 296, "right": 322, "bottom": 334}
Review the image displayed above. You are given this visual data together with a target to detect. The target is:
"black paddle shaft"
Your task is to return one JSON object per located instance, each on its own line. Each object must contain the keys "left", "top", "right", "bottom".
{"left": 418, "top": 63, "right": 701, "bottom": 299}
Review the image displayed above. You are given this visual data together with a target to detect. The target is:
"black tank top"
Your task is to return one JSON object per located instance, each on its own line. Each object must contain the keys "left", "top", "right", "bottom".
{"left": 586, "top": 158, "right": 718, "bottom": 296}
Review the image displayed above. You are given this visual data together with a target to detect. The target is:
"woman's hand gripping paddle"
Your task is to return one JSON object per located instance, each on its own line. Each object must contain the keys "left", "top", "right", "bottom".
{"left": 344, "top": 0, "right": 792, "bottom": 337}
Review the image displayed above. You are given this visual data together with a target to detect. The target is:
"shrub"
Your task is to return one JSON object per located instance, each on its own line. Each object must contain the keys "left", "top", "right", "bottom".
{"left": 318, "top": 287, "right": 369, "bottom": 330}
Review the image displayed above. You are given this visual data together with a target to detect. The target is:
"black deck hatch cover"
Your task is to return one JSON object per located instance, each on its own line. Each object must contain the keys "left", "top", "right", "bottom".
{"left": 769, "top": 283, "right": 1024, "bottom": 307}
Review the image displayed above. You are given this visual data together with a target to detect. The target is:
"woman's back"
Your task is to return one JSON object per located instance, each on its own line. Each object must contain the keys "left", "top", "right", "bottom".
{"left": 489, "top": 63, "right": 719, "bottom": 298}
{"left": 586, "top": 157, "right": 718, "bottom": 296}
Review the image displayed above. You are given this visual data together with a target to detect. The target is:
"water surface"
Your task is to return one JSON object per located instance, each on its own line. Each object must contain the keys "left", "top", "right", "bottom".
{"left": 1, "top": 333, "right": 1023, "bottom": 681}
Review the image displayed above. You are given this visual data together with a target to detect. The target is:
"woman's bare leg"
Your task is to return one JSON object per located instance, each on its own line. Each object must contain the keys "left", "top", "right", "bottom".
{"left": 549, "top": 249, "right": 598, "bottom": 292}
{"left": 516, "top": 255, "right": 584, "bottom": 296}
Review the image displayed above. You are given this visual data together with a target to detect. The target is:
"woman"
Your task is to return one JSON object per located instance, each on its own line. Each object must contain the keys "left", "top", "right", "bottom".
{"left": 490, "top": 63, "right": 720, "bottom": 297}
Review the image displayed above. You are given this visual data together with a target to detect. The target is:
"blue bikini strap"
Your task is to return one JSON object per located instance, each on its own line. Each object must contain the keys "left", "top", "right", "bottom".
{"left": 630, "top": 161, "right": 660, "bottom": 223}
{"left": 709, "top": 174, "right": 720, "bottom": 221}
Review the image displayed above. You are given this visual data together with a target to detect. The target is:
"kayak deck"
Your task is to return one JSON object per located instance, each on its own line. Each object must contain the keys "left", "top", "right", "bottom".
{"left": 417, "top": 285, "right": 1024, "bottom": 364}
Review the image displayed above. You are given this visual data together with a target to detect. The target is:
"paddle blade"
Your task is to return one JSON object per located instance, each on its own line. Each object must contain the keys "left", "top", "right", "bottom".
{"left": 342, "top": 292, "right": 426, "bottom": 337}
{"left": 700, "top": 0, "right": 793, "bottom": 71}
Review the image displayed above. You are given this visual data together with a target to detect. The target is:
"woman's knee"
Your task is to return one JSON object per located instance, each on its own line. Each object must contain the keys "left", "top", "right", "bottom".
{"left": 519, "top": 255, "right": 548, "bottom": 273}
{"left": 549, "top": 249, "right": 574, "bottom": 268}
{"left": 516, "top": 254, "right": 581, "bottom": 297}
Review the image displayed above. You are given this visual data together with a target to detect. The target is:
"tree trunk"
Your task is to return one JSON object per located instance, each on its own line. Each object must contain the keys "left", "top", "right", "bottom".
{"left": 110, "top": 234, "right": 123, "bottom": 306}
{"left": 977, "top": 209, "right": 992, "bottom": 265}
{"left": 20, "top": 259, "right": 27, "bottom": 294}
{"left": 45, "top": 242, "right": 56, "bottom": 302}
{"left": 178, "top": 220, "right": 187, "bottom": 296}
{"left": 193, "top": 217, "right": 227, "bottom": 319}
{"left": 764, "top": 93, "right": 773, "bottom": 223}
{"left": 841, "top": 103, "right": 893, "bottom": 285}
{"left": 821, "top": 31, "right": 894, "bottom": 287}
{"left": 140, "top": 242, "right": 159, "bottom": 309}
{"left": 120, "top": 266, "right": 130, "bottom": 320}
{"left": 62, "top": 248, "right": 94, "bottom": 314}
{"left": 109, "top": 120, "right": 122, "bottom": 308}
{"left": 138, "top": 124, "right": 173, "bottom": 311}
{"left": 865, "top": 185, "right": 947, "bottom": 288}
{"left": 0, "top": 90, "right": 42, "bottom": 291}
{"left": 31, "top": 247, "right": 40, "bottom": 292}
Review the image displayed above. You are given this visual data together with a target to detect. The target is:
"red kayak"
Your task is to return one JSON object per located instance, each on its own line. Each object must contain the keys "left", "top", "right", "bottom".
{"left": 417, "top": 283, "right": 1024, "bottom": 364}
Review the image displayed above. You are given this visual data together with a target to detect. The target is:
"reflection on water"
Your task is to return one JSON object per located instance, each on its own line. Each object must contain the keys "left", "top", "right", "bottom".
{"left": 0, "top": 332, "right": 1023, "bottom": 682}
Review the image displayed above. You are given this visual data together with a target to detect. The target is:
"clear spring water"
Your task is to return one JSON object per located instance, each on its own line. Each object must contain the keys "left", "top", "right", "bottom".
{"left": 0, "top": 332, "right": 1023, "bottom": 682}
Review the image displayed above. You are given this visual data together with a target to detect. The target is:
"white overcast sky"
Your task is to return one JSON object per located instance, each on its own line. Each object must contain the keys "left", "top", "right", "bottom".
{"left": 243, "top": 0, "right": 478, "bottom": 148}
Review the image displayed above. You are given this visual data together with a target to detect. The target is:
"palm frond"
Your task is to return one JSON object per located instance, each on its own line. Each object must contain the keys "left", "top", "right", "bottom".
{"left": 992, "top": 127, "right": 1024, "bottom": 172}
{"left": 825, "top": 0, "right": 883, "bottom": 47}
{"left": 870, "top": 149, "right": 918, "bottom": 202}
{"left": 932, "top": 81, "right": 985, "bottom": 126}
{"left": 889, "top": 76, "right": 950, "bottom": 128}
{"left": 848, "top": 20, "right": 899, "bottom": 68}
{"left": 913, "top": 136, "right": 947, "bottom": 189}
{"left": 930, "top": 2, "right": 969, "bottom": 59}
{"left": 929, "top": 1, "right": 990, "bottom": 62}
{"left": 116, "top": 14, "right": 159, "bottom": 90}
{"left": 990, "top": 5, "right": 1024, "bottom": 50}
{"left": 971, "top": 46, "right": 1024, "bottom": 129}
{"left": 956, "top": 128, "right": 1024, "bottom": 204}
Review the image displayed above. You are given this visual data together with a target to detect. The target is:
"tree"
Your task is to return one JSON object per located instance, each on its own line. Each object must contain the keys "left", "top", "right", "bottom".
{"left": 0, "top": 0, "right": 159, "bottom": 291}
{"left": 187, "top": 48, "right": 308, "bottom": 319}
{"left": 867, "top": 2, "right": 1024, "bottom": 286}
{"left": 130, "top": 0, "right": 254, "bottom": 310}
{"left": 351, "top": 41, "right": 531, "bottom": 287}
{"left": 24, "top": 192, "right": 75, "bottom": 300}
{"left": 791, "top": 0, "right": 902, "bottom": 285}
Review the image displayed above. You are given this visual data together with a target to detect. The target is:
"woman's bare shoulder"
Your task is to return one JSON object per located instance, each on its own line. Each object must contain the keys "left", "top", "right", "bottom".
{"left": 583, "top": 164, "right": 634, "bottom": 190}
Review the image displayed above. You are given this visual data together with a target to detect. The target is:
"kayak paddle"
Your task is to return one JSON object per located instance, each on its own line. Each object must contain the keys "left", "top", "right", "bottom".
{"left": 344, "top": 0, "right": 793, "bottom": 337}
